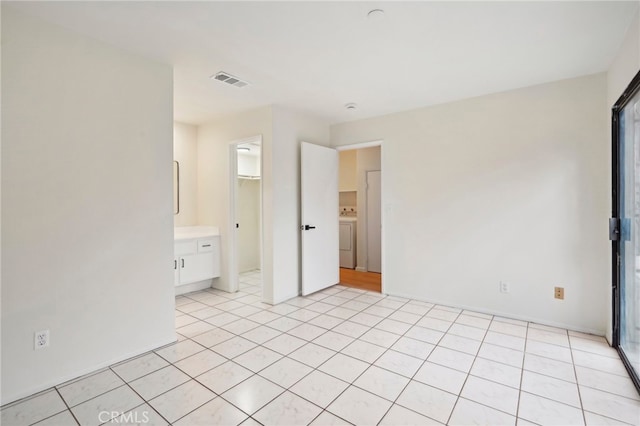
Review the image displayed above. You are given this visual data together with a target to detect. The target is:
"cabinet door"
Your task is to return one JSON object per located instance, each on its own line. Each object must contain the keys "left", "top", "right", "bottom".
{"left": 179, "top": 253, "right": 215, "bottom": 285}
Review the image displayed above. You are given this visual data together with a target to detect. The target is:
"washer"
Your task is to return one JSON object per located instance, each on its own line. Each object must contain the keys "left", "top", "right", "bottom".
{"left": 339, "top": 217, "right": 357, "bottom": 269}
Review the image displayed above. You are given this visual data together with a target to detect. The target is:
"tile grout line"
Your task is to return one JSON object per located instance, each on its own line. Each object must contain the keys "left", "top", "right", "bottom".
{"left": 52, "top": 387, "right": 80, "bottom": 426}
{"left": 374, "top": 302, "right": 462, "bottom": 425}
{"left": 112, "top": 322, "right": 247, "bottom": 423}
{"left": 568, "top": 330, "right": 588, "bottom": 426}
{"left": 190, "top": 287, "right": 416, "bottom": 424}
{"left": 514, "top": 319, "right": 530, "bottom": 423}
{"left": 33, "top": 296, "right": 424, "bottom": 426}
{"left": 444, "top": 310, "right": 494, "bottom": 425}
{"left": 16, "top": 293, "right": 586, "bottom": 425}
{"left": 109, "top": 365, "right": 185, "bottom": 425}
{"left": 173, "top": 291, "right": 357, "bottom": 424}
{"left": 147, "top": 288, "right": 507, "bottom": 425}
{"left": 6, "top": 281, "right": 635, "bottom": 426}
{"left": 313, "top": 307, "right": 415, "bottom": 423}
{"left": 197, "top": 337, "right": 332, "bottom": 424}
{"left": 238, "top": 290, "right": 410, "bottom": 423}
{"left": 53, "top": 380, "right": 131, "bottom": 420}
{"left": 156, "top": 309, "right": 297, "bottom": 426}
{"left": 25, "top": 388, "right": 81, "bottom": 426}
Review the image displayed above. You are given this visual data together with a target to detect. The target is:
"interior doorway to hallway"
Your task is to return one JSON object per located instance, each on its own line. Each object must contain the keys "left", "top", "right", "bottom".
{"left": 339, "top": 268, "right": 381, "bottom": 292}
{"left": 337, "top": 142, "right": 383, "bottom": 293}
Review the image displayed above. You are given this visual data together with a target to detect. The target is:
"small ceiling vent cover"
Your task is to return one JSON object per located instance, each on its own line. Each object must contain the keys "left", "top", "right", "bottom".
{"left": 211, "top": 71, "right": 249, "bottom": 88}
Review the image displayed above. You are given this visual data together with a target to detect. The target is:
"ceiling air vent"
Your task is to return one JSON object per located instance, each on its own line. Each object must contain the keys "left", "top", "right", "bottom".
{"left": 211, "top": 71, "right": 250, "bottom": 88}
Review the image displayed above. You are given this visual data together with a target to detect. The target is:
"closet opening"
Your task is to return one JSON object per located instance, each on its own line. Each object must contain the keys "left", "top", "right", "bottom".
{"left": 229, "top": 136, "right": 263, "bottom": 296}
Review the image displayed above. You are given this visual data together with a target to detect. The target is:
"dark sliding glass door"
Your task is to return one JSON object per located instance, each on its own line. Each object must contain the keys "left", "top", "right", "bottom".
{"left": 612, "top": 69, "right": 640, "bottom": 391}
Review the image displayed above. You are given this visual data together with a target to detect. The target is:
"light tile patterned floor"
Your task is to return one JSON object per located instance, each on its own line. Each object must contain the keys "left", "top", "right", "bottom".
{"left": 2, "top": 270, "right": 640, "bottom": 425}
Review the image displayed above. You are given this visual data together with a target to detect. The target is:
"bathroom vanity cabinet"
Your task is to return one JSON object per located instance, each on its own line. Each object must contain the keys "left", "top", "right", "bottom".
{"left": 174, "top": 227, "right": 221, "bottom": 295}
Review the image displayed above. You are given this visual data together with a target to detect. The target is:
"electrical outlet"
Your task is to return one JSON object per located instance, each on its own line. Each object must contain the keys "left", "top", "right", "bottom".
{"left": 34, "top": 330, "right": 50, "bottom": 350}
{"left": 554, "top": 287, "right": 565, "bottom": 300}
{"left": 500, "top": 281, "right": 509, "bottom": 293}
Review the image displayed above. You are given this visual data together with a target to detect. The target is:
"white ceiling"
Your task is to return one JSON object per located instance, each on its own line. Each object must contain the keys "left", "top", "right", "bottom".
{"left": 8, "top": 1, "right": 638, "bottom": 125}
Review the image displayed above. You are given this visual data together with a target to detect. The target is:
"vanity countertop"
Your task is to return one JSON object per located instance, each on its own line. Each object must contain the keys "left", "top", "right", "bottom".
{"left": 174, "top": 226, "right": 220, "bottom": 240}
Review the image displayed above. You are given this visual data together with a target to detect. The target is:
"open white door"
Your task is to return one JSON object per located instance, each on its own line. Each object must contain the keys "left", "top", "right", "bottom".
{"left": 301, "top": 142, "right": 339, "bottom": 295}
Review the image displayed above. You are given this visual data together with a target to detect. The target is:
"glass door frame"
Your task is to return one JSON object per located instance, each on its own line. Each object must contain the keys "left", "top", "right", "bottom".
{"left": 612, "top": 68, "right": 640, "bottom": 392}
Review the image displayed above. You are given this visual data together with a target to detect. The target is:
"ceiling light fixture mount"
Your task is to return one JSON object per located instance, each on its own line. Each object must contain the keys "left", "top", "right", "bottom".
{"left": 237, "top": 146, "right": 250, "bottom": 152}
{"left": 367, "top": 9, "right": 385, "bottom": 20}
{"left": 345, "top": 103, "right": 358, "bottom": 111}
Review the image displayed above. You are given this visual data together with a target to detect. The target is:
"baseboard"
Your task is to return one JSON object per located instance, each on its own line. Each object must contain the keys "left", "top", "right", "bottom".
{"left": 272, "top": 292, "right": 299, "bottom": 306}
{"left": 1, "top": 336, "right": 176, "bottom": 406}
{"left": 386, "top": 290, "right": 607, "bottom": 338}
{"left": 175, "top": 279, "right": 212, "bottom": 296}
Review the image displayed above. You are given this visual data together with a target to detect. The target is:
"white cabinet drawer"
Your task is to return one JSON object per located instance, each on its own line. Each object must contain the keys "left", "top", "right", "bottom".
{"left": 175, "top": 240, "right": 197, "bottom": 256}
{"left": 198, "top": 238, "right": 217, "bottom": 253}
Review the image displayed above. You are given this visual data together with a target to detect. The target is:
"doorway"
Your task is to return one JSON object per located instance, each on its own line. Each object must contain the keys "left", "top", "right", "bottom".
{"left": 337, "top": 143, "right": 383, "bottom": 293}
{"left": 229, "top": 136, "right": 263, "bottom": 296}
{"left": 612, "top": 69, "right": 640, "bottom": 392}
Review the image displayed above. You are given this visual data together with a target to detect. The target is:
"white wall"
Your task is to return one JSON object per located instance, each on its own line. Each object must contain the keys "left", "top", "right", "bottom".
{"left": 332, "top": 73, "right": 609, "bottom": 334}
{"left": 270, "top": 106, "right": 331, "bottom": 302}
{"left": 339, "top": 192, "right": 357, "bottom": 210}
{"left": 271, "top": 106, "right": 330, "bottom": 303}
{"left": 197, "top": 107, "right": 273, "bottom": 298}
{"left": 605, "top": 9, "right": 640, "bottom": 342}
{"left": 607, "top": 11, "right": 640, "bottom": 110}
{"left": 237, "top": 179, "right": 261, "bottom": 272}
{"left": 1, "top": 8, "right": 175, "bottom": 404}
{"left": 196, "top": 106, "right": 330, "bottom": 304}
{"left": 174, "top": 122, "right": 198, "bottom": 227}
{"left": 356, "top": 147, "right": 381, "bottom": 271}
{"left": 339, "top": 150, "right": 357, "bottom": 192}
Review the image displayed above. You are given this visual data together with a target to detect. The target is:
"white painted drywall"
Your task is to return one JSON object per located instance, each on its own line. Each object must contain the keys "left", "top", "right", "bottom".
{"left": 1, "top": 8, "right": 175, "bottom": 404}
{"left": 174, "top": 122, "right": 198, "bottom": 227}
{"left": 196, "top": 106, "right": 330, "bottom": 304}
{"left": 339, "top": 150, "right": 357, "bottom": 192}
{"left": 237, "top": 179, "right": 261, "bottom": 272}
{"left": 197, "top": 107, "right": 272, "bottom": 298}
{"left": 331, "top": 74, "right": 609, "bottom": 334}
{"left": 356, "top": 147, "right": 381, "bottom": 271}
{"left": 605, "top": 9, "right": 640, "bottom": 342}
{"left": 270, "top": 106, "right": 331, "bottom": 303}
{"left": 339, "top": 192, "right": 357, "bottom": 209}
{"left": 607, "top": 11, "right": 640, "bottom": 110}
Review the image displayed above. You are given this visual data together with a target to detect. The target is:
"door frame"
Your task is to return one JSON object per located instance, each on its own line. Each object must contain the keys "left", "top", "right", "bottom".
{"left": 228, "top": 134, "right": 263, "bottom": 294}
{"left": 335, "top": 140, "right": 385, "bottom": 294}
{"left": 611, "top": 69, "right": 640, "bottom": 392}
{"left": 366, "top": 169, "right": 382, "bottom": 274}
